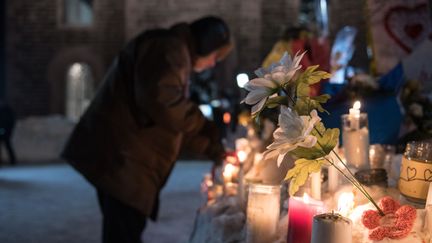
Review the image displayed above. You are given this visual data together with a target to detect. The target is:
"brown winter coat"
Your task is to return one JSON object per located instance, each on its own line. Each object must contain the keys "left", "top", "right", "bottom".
{"left": 61, "top": 25, "right": 223, "bottom": 219}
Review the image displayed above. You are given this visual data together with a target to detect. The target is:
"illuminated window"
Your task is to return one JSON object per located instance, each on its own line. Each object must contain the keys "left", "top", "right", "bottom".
{"left": 61, "top": 0, "right": 93, "bottom": 27}
{"left": 65, "top": 63, "right": 95, "bottom": 121}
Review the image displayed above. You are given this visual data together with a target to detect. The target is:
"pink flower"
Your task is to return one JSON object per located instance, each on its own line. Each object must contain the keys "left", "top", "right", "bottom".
{"left": 361, "top": 196, "right": 416, "bottom": 241}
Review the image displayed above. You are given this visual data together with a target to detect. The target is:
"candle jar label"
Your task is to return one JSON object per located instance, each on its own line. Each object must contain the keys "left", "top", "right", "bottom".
{"left": 399, "top": 157, "right": 432, "bottom": 202}
{"left": 399, "top": 141, "right": 432, "bottom": 203}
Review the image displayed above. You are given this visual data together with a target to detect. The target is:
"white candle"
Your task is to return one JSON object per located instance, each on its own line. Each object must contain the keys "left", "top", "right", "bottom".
{"left": 311, "top": 213, "right": 352, "bottom": 243}
{"left": 342, "top": 101, "right": 370, "bottom": 170}
{"left": 223, "top": 163, "right": 236, "bottom": 183}
{"left": 246, "top": 184, "right": 280, "bottom": 243}
{"left": 343, "top": 127, "right": 370, "bottom": 169}
{"left": 349, "top": 101, "right": 361, "bottom": 130}
{"left": 426, "top": 182, "right": 432, "bottom": 206}
{"left": 425, "top": 205, "right": 432, "bottom": 236}
{"left": 311, "top": 170, "right": 321, "bottom": 200}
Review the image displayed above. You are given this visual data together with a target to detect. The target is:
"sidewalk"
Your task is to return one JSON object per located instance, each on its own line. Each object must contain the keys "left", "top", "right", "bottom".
{"left": 0, "top": 161, "right": 212, "bottom": 243}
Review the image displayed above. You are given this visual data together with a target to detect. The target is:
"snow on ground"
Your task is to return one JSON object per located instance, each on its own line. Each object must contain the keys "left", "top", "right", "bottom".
{"left": 3, "top": 116, "right": 75, "bottom": 163}
{"left": 0, "top": 161, "right": 212, "bottom": 243}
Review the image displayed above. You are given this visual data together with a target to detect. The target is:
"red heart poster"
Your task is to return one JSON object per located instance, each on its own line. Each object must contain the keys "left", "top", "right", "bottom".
{"left": 367, "top": 0, "right": 432, "bottom": 74}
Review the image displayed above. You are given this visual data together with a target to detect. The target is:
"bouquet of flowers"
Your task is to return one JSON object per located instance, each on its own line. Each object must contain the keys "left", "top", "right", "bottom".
{"left": 241, "top": 51, "right": 384, "bottom": 215}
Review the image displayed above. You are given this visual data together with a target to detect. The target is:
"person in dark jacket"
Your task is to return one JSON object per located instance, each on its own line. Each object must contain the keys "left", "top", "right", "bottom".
{"left": 61, "top": 16, "right": 232, "bottom": 243}
{"left": 0, "top": 100, "right": 16, "bottom": 165}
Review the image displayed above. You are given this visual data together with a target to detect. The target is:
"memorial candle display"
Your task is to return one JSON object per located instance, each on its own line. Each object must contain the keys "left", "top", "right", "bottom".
{"left": 246, "top": 184, "right": 280, "bottom": 243}
{"left": 341, "top": 101, "right": 370, "bottom": 170}
{"left": 287, "top": 193, "right": 324, "bottom": 243}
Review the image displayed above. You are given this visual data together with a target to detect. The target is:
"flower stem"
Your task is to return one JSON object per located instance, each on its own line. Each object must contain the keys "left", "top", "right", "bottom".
{"left": 324, "top": 156, "right": 384, "bottom": 216}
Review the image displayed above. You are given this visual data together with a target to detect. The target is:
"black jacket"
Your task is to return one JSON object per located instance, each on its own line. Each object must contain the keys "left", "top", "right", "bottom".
{"left": 61, "top": 24, "right": 224, "bottom": 219}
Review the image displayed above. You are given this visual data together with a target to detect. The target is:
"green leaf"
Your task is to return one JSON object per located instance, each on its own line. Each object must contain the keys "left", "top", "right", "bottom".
{"left": 285, "top": 158, "right": 325, "bottom": 196}
{"left": 294, "top": 97, "right": 311, "bottom": 116}
{"left": 316, "top": 128, "right": 340, "bottom": 155}
{"left": 289, "top": 122, "right": 338, "bottom": 160}
{"left": 265, "top": 96, "right": 287, "bottom": 109}
{"left": 312, "top": 94, "right": 331, "bottom": 103}
{"left": 290, "top": 146, "right": 326, "bottom": 160}
{"left": 294, "top": 96, "right": 329, "bottom": 115}
{"left": 297, "top": 65, "right": 330, "bottom": 84}
{"left": 312, "top": 121, "right": 326, "bottom": 135}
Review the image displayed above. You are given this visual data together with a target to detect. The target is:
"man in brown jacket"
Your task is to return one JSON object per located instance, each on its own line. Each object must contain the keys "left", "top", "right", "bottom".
{"left": 61, "top": 16, "right": 232, "bottom": 243}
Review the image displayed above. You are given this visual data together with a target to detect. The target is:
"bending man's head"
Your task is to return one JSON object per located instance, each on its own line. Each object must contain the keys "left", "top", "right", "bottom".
{"left": 190, "top": 16, "right": 233, "bottom": 72}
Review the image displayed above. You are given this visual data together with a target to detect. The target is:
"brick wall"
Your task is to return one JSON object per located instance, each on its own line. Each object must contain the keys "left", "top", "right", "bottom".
{"left": 125, "top": 0, "right": 299, "bottom": 88}
{"left": 7, "top": 0, "right": 372, "bottom": 117}
{"left": 6, "top": 0, "right": 125, "bottom": 116}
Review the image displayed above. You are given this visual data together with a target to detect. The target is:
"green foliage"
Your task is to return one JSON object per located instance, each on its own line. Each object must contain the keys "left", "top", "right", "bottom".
{"left": 265, "top": 96, "right": 288, "bottom": 109}
{"left": 285, "top": 158, "right": 325, "bottom": 196}
{"left": 293, "top": 67, "right": 331, "bottom": 116}
{"left": 294, "top": 96, "right": 330, "bottom": 116}
{"left": 296, "top": 65, "right": 332, "bottom": 86}
{"left": 289, "top": 123, "right": 339, "bottom": 160}
{"left": 317, "top": 127, "right": 340, "bottom": 155}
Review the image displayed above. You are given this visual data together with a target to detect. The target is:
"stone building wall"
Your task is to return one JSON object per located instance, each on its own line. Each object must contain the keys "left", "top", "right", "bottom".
{"left": 5, "top": 0, "right": 309, "bottom": 117}
{"left": 6, "top": 0, "right": 125, "bottom": 116}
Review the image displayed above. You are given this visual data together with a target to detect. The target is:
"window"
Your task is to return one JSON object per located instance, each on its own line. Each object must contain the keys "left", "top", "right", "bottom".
{"left": 61, "top": 0, "right": 93, "bottom": 27}
{"left": 65, "top": 63, "right": 95, "bottom": 121}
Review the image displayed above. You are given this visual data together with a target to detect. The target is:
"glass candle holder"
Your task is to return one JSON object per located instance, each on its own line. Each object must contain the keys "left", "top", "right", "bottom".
{"left": 246, "top": 183, "right": 280, "bottom": 243}
{"left": 399, "top": 140, "right": 432, "bottom": 203}
{"left": 341, "top": 113, "right": 370, "bottom": 170}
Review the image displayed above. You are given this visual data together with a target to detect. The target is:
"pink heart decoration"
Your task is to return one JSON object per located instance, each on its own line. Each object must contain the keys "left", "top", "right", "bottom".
{"left": 384, "top": 3, "right": 431, "bottom": 53}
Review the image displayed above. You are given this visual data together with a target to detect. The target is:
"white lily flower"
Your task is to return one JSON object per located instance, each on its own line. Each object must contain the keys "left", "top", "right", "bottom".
{"left": 241, "top": 78, "right": 278, "bottom": 116}
{"left": 255, "top": 51, "right": 306, "bottom": 86}
{"left": 264, "top": 106, "right": 321, "bottom": 167}
{"left": 242, "top": 51, "right": 306, "bottom": 116}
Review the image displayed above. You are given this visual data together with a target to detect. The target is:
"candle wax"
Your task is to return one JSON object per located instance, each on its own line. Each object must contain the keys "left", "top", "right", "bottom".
{"left": 343, "top": 127, "right": 370, "bottom": 169}
{"left": 246, "top": 184, "right": 280, "bottom": 243}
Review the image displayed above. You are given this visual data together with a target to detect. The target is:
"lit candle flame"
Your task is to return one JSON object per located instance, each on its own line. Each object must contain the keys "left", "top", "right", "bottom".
{"left": 303, "top": 193, "right": 310, "bottom": 204}
{"left": 223, "top": 163, "right": 236, "bottom": 180}
{"left": 337, "top": 192, "right": 355, "bottom": 217}
{"left": 237, "top": 151, "right": 247, "bottom": 163}
{"left": 353, "top": 101, "right": 361, "bottom": 110}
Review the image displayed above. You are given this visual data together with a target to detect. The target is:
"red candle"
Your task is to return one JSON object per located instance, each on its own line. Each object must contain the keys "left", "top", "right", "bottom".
{"left": 287, "top": 194, "right": 324, "bottom": 243}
